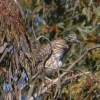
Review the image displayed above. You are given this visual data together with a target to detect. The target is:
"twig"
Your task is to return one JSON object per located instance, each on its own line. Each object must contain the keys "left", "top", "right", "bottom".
{"left": 33, "top": 35, "right": 51, "bottom": 46}
{"left": 66, "top": 45, "right": 100, "bottom": 72}
{"left": 75, "top": 68, "right": 93, "bottom": 79}
{"left": 32, "top": 35, "right": 52, "bottom": 55}
{"left": 62, "top": 72, "right": 90, "bottom": 85}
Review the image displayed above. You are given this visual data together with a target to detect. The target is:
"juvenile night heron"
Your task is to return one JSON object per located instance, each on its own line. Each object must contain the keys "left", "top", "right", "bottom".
{"left": 34, "top": 34, "right": 80, "bottom": 76}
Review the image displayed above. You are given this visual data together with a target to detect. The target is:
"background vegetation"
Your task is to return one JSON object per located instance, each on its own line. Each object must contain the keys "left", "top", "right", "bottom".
{"left": 0, "top": 0, "right": 100, "bottom": 100}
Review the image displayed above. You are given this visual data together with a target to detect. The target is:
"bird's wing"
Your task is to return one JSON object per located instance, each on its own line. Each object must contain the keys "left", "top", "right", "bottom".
{"left": 35, "top": 43, "right": 52, "bottom": 66}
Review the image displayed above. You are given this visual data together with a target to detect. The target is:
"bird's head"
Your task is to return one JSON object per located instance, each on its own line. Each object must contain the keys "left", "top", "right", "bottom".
{"left": 64, "top": 34, "right": 80, "bottom": 44}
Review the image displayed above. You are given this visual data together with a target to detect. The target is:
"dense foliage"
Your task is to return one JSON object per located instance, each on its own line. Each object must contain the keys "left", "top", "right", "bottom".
{"left": 0, "top": 0, "right": 100, "bottom": 100}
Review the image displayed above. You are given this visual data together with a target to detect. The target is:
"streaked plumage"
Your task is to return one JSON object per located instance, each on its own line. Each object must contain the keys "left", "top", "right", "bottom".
{"left": 35, "top": 34, "right": 80, "bottom": 75}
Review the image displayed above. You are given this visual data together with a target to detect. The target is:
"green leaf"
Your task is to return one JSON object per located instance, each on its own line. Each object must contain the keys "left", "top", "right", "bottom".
{"left": 57, "top": 22, "right": 65, "bottom": 29}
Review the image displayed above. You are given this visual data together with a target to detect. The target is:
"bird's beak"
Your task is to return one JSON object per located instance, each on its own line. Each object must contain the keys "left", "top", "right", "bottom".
{"left": 75, "top": 39, "right": 80, "bottom": 43}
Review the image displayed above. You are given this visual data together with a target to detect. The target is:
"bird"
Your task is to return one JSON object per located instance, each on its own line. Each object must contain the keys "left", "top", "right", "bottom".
{"left": 34, "top": 34, "right": 80, "bottom": 76}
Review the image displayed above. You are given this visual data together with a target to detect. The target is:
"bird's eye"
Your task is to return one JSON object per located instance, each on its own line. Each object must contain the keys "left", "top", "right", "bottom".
{"left": 69, "top": 37, "right": 72, "bottom": 40}
{"left": 69, "top": 36, "right": 72, "bottom": 38}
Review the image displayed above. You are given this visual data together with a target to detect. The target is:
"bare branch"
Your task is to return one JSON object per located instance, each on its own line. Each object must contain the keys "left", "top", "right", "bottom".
{"left": 62, "top": 71, "right": 90, "bottom": 85}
